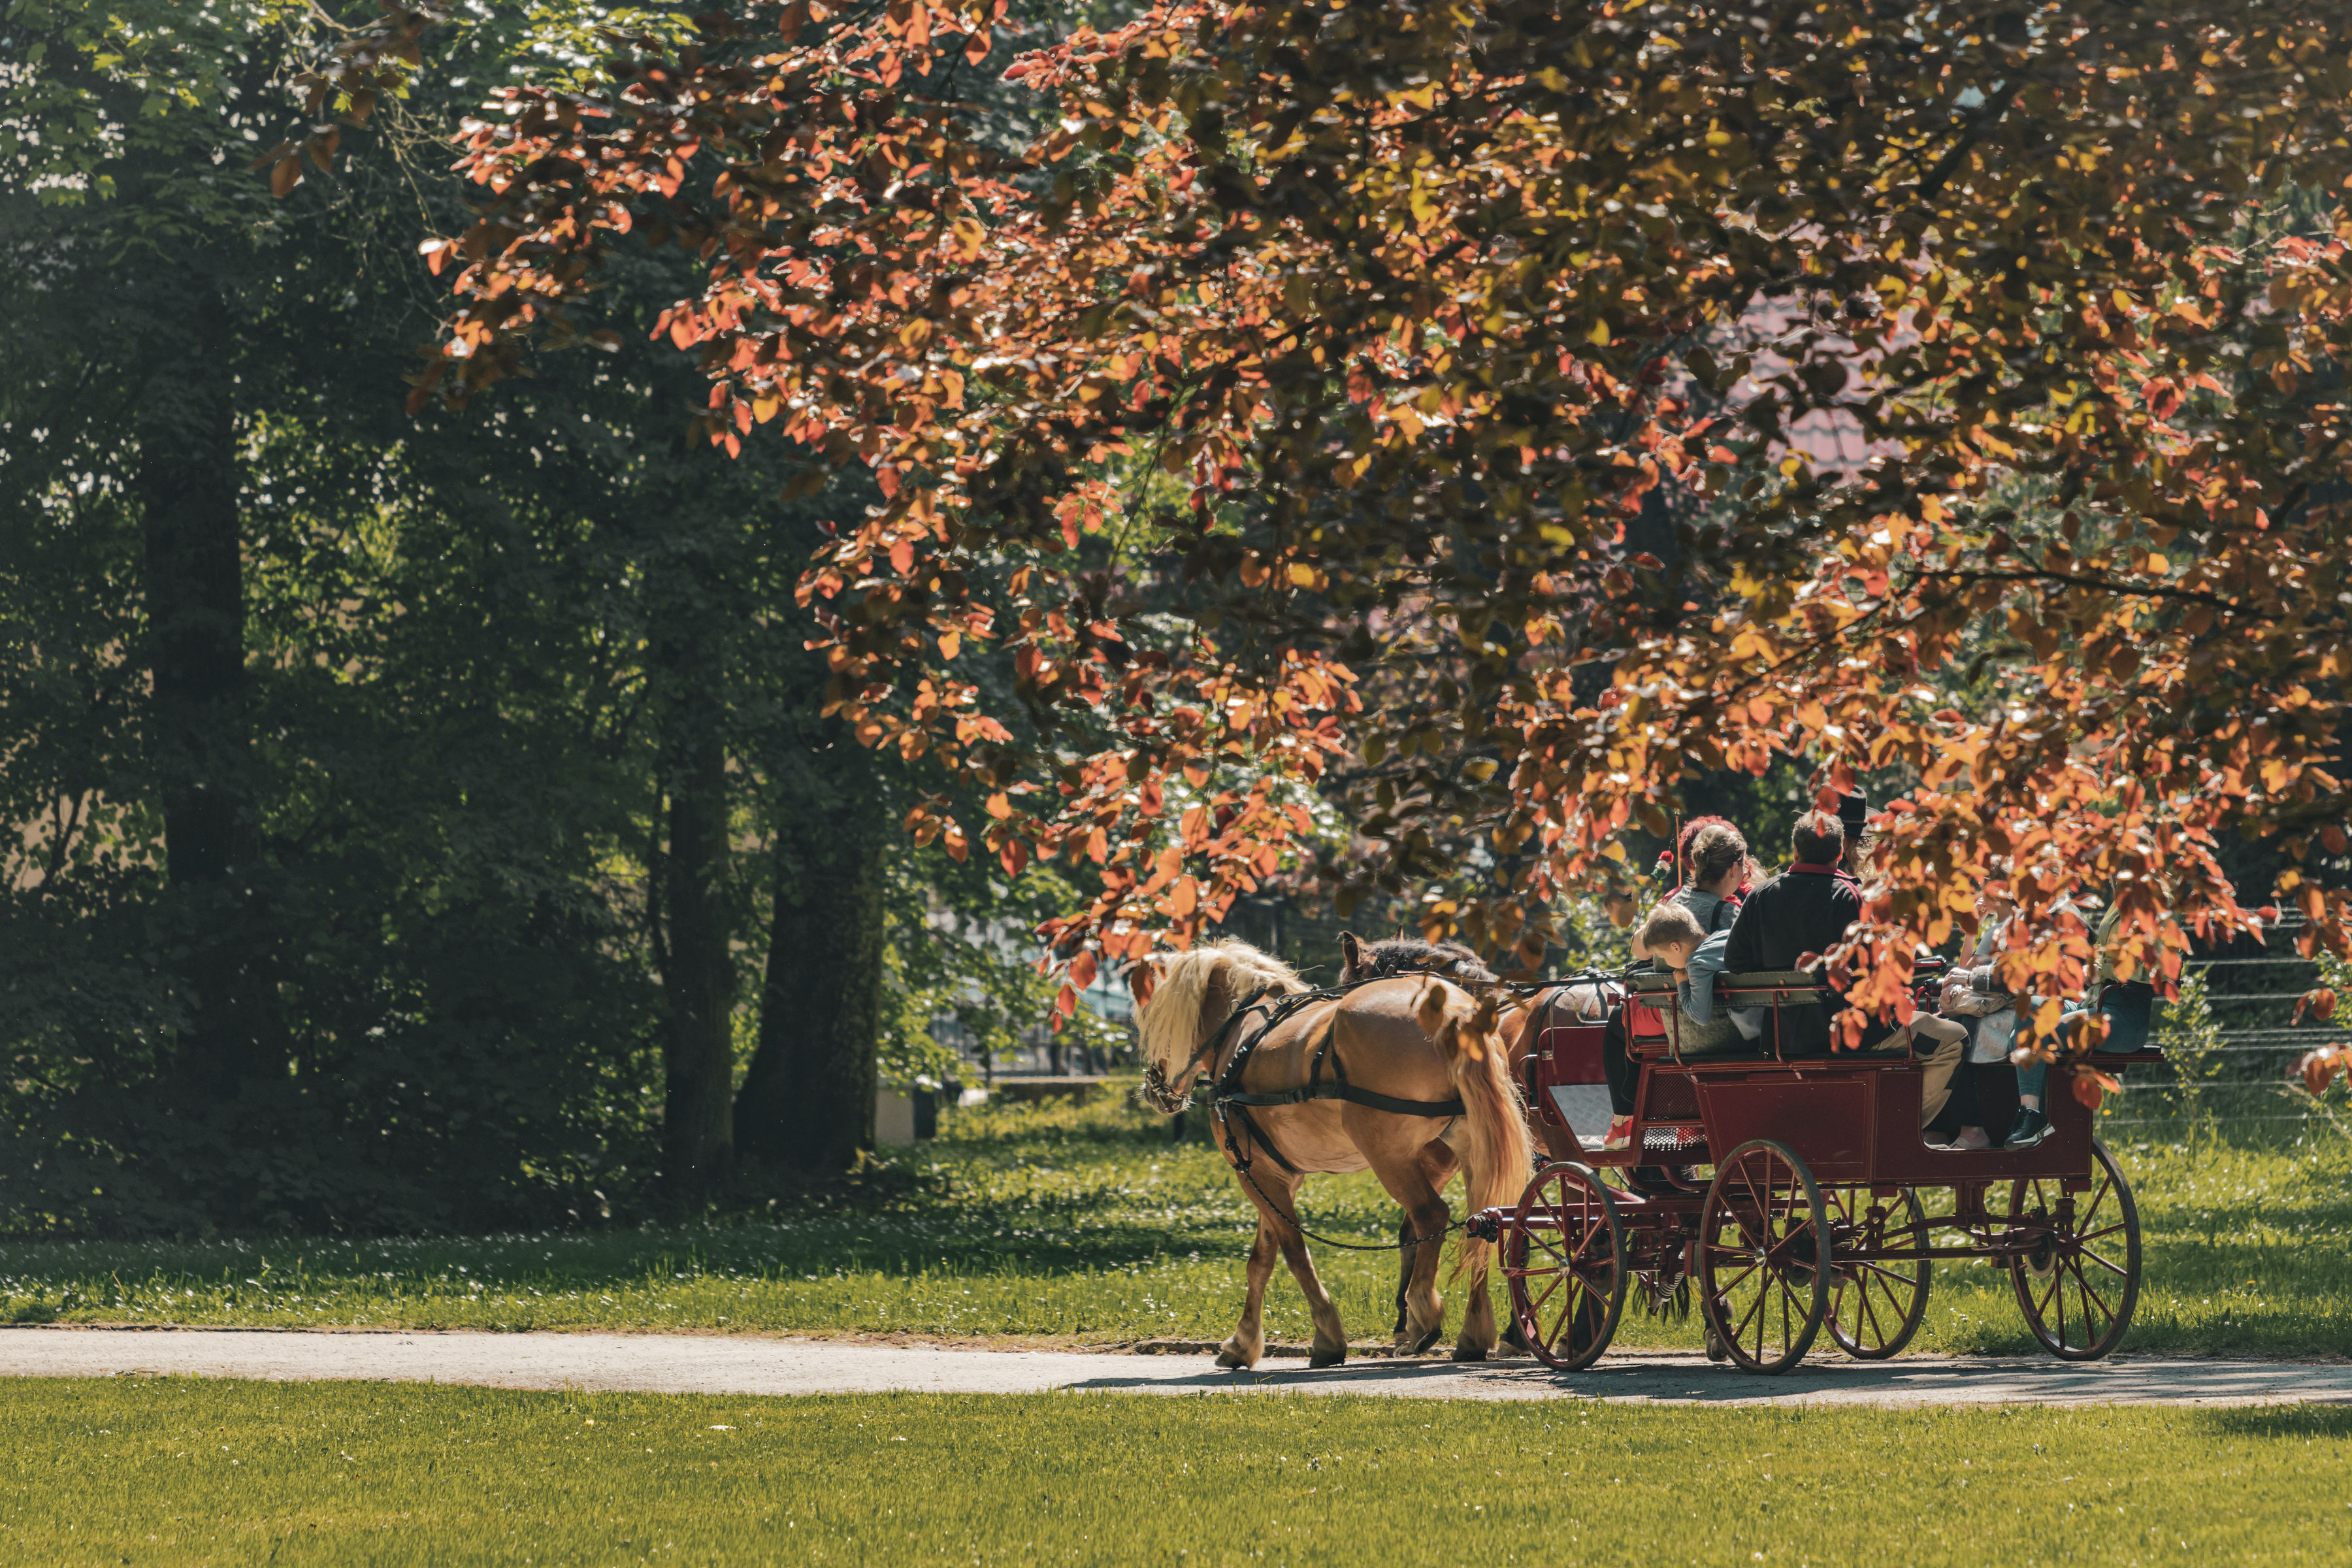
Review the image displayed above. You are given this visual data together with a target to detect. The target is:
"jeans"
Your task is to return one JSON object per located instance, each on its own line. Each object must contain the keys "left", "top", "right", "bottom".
{"left": 2014, "top": 988, "right": 2148, "bottom": 1101}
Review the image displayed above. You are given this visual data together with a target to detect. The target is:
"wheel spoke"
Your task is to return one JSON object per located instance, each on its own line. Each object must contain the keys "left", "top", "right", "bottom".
{"left": 1847, "top": 1259, "right": 1914, "bottom": 1288}
{"left": 1544, "top": 1281, "right": 1586, "bottom": 1351}
{"left": 1570, "top": 1265, "right": 1616, "bottom": 1302}
{"left": 1563, "top": 1212, "right": 1603, "bottom": 1269}
{"left": 1710, "top": 1256, "right": 1763, "bottom": 1302}
{"left": 2077, "top": 1179, "right": 2112, "bottom": 1236}
{"left": 2030, "top": 1261, "right": 2062, "bottom": 1324}
{"left": 2065, "top": 1258, "right": 2117, "bottom": 1325}
{"left": 1727, "top": 1275, "right": 1770, "bottom": 1350}
{"left": 2076, "top": 1244, "right": 2129, "bottom": 1279}
{"left": 1872, "top": 1270, "right": 1914, "bottom": 1328}
{"left": 1739, "top": 1158, "right": 1772, "bottom": 1249}
{"left": 1521, "top": 1269, "right": 1565, "bottom": 1325}
{"left": 1854, "top": 1277, "right": 1888, "bottom": 1348}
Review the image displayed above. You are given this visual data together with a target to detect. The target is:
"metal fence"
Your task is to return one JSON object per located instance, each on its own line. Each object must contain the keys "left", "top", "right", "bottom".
{"left": 2096, "top": 917, "right": 2348, "bottom": 1132}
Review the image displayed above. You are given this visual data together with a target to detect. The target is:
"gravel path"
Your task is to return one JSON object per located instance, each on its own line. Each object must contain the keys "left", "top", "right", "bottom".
{"left": 3, "top": 1326, "right": 2344, "bottom": 1408}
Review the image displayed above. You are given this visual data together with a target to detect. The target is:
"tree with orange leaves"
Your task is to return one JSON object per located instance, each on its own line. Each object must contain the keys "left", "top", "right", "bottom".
{"left": 297, "top": 0, "right": 2352, "bottom": 1047}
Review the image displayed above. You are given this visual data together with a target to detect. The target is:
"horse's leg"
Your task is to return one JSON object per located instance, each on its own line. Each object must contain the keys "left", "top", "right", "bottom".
{"left": 1455, "top": 1246, "right": 1501, "bottom": 1362}
{"left": 1262, "top": 1185, "right": 1348, "bottom": 1368}
{"left": 1367, "top": 1152, "right": 1452, "bottom": 1355}
{"left": 1420, "top": 1128, "right": 1499, "bottom": 1362}
{"left": 1217, "top": 1215, "right": 1279, "bottom": 1370}
{"left": 1391, "top": 1214, "right": 1413, "bottom": 1338}
{"left": 1394, "top": 1135, "right": 1462, "bottom": 1343}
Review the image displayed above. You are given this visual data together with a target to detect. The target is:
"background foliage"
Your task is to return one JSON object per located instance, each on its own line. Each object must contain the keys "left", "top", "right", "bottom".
{"left": 0, "top": 0, "right": 1116, "bottom": 1234}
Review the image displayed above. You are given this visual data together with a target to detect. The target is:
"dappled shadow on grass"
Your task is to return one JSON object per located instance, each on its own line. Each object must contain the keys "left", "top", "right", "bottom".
{"left": 2195, "top": 1404, "right": 2352, "bottom": 1439}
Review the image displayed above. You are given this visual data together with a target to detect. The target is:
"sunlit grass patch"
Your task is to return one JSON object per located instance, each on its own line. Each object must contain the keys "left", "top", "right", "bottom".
{"left": 5, "top": 1086, "right": 2350, "bottom": 1358}
{"left": 4, "top": 1378, "right": 2348, "bottom": 1565}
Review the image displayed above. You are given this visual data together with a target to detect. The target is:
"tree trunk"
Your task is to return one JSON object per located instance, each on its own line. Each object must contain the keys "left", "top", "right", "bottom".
{"left": 736, "top": 791, "right": 885, "bottom": 1174}
{"left": 658, "top": 732, "right": 736, "bottom": 1203}
{"left": 137, "top": 275, "right": 261, "bottom": 1099}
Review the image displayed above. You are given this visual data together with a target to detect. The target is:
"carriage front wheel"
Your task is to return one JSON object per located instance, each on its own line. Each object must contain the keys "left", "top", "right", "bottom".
{"left": 1503, "top": 1162, "right": 1627, "bottom": 1372}
{"left": 1698, "top": 1139, "right": 1832, "bottom": 1375}
{"left": 2004, "top": 1137, "right": 2142, "bottom": 1361}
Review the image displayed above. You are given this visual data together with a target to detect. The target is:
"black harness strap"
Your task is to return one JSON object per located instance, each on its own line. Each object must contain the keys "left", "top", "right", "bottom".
{"left": 1218, "top": 1082, "right": 1469, "bottom": 1119}
{"left": 1209, "top": 993, "right": 1467, "bottom": 1179}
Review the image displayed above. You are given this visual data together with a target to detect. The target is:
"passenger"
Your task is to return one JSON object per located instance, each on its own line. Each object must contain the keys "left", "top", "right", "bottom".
{"left": 2091, "top": 885, "right": 2163, "bottom": 1053}
{"left": 1600, "top": 902, "right": 1737, "bottom": 1194}
{"left": 1940, "top": 874, "right": 2106, "bottom": 1149}
{"left": 1835, "top": 789, "right": 1869, "bottom": 885}
{"left": 1720, "top": 808, "right": 1889, "bottom": 1056}
{"left": 1633, "top": 902, "right": 1747, "bottom": 1058}
{"left": 1629, "top": 819, "right": 1750, "bottom": 960}
{"left": 1680, "top": 821, "right": 1758, "bottom": 934}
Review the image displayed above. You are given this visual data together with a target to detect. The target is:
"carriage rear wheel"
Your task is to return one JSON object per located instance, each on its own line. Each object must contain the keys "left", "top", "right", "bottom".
{"left": 2004, "top": 1138, "right": 2141, "bottom": 1361}
{"left": 1825, "top": 1187, "right": 1931, "bottom": 1360}
{"left": 1698, "top": 1139, "right": 1832, "bottom": 1375}
{"left": 1503, "top": 1162, "right": 1627, "bottom": 1372}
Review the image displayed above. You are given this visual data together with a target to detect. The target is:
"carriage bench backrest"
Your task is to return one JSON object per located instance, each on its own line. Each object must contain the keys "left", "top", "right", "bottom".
{"left": 1624, "top": 969, "right": 1846, "bottom": 1061}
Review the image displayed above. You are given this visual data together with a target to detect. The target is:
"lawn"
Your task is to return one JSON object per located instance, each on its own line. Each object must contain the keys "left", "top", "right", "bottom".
{"left": 3, "top": 1377, "right": 2347, "bottom": 1565}
{"left": 5, "top": 1086, "right": 2349, "bottom": 1358}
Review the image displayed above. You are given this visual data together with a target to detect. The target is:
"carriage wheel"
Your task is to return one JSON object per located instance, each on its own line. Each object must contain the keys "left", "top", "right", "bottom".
{"left": 1825, "top": 1187, "right": 1931, "bottom": 1360}
{"left": 2004, "top": 1138, "right": 2142, "bottom": 1361}
{"left": 1503, "top": 1162, "right": 1627, "bottom": 1372}
{"left": 1697, "top": 1139, "right": 1832, "bottom": 1375}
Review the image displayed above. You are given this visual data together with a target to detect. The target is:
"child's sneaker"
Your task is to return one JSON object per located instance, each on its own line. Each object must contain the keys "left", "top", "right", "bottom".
{"left": 1601, "top": 1115, "right": 1635, "bottom": 1151}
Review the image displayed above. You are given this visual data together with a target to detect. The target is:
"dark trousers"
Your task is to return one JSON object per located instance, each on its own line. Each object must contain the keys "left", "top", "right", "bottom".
{"left": 1603, "top": 1005, "right": 1639, "bottom": 1117}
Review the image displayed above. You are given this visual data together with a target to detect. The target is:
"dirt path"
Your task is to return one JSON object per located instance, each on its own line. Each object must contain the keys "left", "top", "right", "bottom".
{"left": 3, "top": 1325, "right": 2344, "bottom": 1407}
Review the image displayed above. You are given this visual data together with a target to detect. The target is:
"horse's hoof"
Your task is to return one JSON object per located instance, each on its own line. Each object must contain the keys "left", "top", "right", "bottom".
{"left": 1452, "top": 1343, "right": 1490, "bottom": 1364}
{"left": 1409, "top": 1324, "right": 1444, "bottom": 1356}
{"left": 1215, "top": 1346, "right": 1258, "bottom": 1369}
{"left": 1309, "top": 1347, "right": 1346, "bottom": 1369}
{"left": 1498, "top": 1325, "right": 1533, "bottom": 1358}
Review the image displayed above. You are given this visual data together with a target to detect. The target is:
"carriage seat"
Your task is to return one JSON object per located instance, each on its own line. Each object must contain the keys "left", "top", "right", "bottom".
{"left": 1622, "top": 969, "right": 1886, "bottom": 1063}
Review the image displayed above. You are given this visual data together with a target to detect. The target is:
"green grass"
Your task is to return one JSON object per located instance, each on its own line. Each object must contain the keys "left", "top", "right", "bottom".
{"left": 5, "top": 1377, "right": 2349, "bottom": 1565}
{"left": 5, "top": 1086, "right": 2350, "bottom": 1358}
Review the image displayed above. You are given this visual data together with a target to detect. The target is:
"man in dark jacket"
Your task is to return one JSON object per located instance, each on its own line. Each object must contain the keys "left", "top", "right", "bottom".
{"left": 1721, "top": 809, "right": 1895, "bottom": 1056}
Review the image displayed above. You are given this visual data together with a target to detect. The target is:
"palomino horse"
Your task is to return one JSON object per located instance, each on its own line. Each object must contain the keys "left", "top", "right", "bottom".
{"left": 1135, "top": 939, "right": 1533, "bottom": 1367}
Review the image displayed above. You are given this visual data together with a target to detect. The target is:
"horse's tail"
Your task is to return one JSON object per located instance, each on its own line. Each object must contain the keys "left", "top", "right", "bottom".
{"left": 1414, "top": 980, "right": 1533, "bottom": 1278}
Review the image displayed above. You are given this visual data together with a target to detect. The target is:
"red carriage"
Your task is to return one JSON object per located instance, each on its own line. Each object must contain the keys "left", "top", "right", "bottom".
{"left": 1475, "top": 968, "right": 2163, "bottom": 1374}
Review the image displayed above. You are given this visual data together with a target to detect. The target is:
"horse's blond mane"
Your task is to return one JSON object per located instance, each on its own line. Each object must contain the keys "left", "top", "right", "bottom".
{"left": 1137, "top": 939, "right": 1306, "bottom": 1077}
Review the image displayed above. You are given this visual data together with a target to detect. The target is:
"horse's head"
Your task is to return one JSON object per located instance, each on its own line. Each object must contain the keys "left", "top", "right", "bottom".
{"left": 1134, "top": 939, "right": 1306, "bottom": 1114}
{"left": 1336, "top": 931, "right": 1498, "bottom": 988}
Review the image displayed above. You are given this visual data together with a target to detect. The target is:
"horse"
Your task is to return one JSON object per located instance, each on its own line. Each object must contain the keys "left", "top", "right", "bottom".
{"left": 1135, "top": 938, "right": 1533, "bottom": 1367}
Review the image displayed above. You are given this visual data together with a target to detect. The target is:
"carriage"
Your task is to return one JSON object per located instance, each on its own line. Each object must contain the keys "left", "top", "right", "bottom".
{"left": 1471, "top": 967, "right": 2163, "bottom": 1374}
